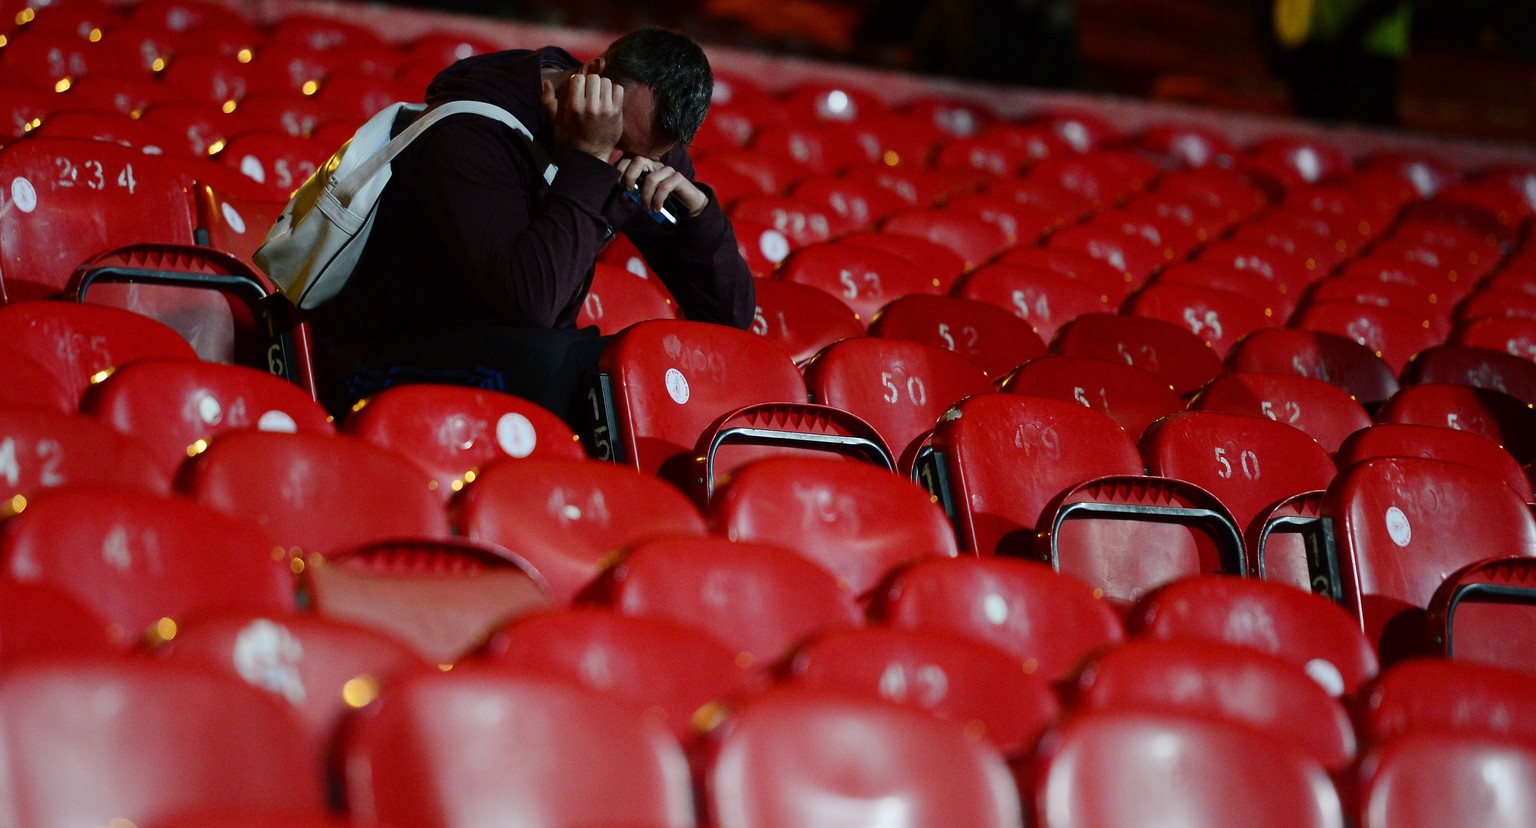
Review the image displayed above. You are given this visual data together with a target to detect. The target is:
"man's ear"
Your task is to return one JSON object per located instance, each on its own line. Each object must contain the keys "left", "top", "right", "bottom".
{"left": 583, "top": 56, "right": 607, "bottom": 76}
{"left": 540, "top": 78, "right": 558, "bottom": 119}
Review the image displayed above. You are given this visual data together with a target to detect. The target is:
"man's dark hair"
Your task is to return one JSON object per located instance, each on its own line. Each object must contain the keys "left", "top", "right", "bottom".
{"left": 601, "top": 27, "right": 713, "bottom": 147}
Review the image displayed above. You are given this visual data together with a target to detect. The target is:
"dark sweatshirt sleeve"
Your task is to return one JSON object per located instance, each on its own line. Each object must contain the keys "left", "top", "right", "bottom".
{"left": 624, "top": 150, "right": 757, "bottom": 330}
{"left": 413, "top": 114, "right": 620, "bottom": 328}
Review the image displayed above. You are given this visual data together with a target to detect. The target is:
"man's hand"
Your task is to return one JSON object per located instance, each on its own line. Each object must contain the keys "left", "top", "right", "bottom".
{"left": 543, "top": 72, "right": 624, "bottom": 162}
{"left": 617, "top": 156, "right": 709, "bottom": 218}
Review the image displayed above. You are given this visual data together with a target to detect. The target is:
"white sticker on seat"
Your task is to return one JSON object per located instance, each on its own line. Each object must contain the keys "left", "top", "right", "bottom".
{"left": 665, "top": 368, "right": 690, "bottom": 404}
{"left": 1385, "top": 505, "right": 1412, "bottom": 547}
{"left": 496, "top": 412, "right": 537, "bottom": 458}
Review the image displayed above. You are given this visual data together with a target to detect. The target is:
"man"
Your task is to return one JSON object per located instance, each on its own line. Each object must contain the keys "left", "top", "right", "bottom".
{"left": 310, "top": 28, "right": 755, "bottom": 423}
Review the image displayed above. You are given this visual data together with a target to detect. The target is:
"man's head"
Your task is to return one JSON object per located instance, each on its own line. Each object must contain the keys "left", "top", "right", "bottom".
{"left": 592, "top": 28, "right": 713, "bottom": 156}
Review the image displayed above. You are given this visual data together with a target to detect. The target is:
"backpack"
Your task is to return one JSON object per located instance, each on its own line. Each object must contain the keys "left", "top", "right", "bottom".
{"left": 253, "top": 100, "right": 550, "bottom": 310}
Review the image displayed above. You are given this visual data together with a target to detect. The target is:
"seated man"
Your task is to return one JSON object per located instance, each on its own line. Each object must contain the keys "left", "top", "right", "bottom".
{"left": 310, "top": 28, "right": 755, "bottom": 425}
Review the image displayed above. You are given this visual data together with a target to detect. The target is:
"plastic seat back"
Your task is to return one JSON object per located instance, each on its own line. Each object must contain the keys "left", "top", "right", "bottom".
{"left": 709, "top": 456, "right": 959, "bottom": 597}
{"left": 1070, "top": 639, "right": 1356, "bottom": 770}
{"left": 1190, "top": 371, "right": 1372, "bottom": 453}
{"left": 1428, "top": 556, "right": 1536, "bottom": 676}
{"left": 1294, "top": 300, "right": 1441, "bottom": 375}
{"left": 1001, "top": 354, "right": 1181, "bottom": 442}
{"left": 925, "top": 393, "right": 1143, "bottom": 556}
{"left": 453, "top": 456, "right": 706, "bottom": 604}
{"left": 1129, "top": 574, "right": 1378, "bottom": 696}
{"left": 342, "top": 670, "right": 696, "bottom": 828}
{"left": 879, "top": 206, "right": 1017, "bottom": 269}
{"left": 781, "top": 627, "right": 1060, "bottom": 754}
{"left": 1356, "top": 659, "right": 1536, "bottom": 747}
{"left": 1050, "top": 312, "right": 1225, "bottom": 397}
{"left": 775, "top": 241, "right": 942, "bottom": 322}
{"left": 1025, "top": 710, "right": 1345, "bottom": 828}
{"left": 576, "top": 262, "right": 679, "bottom": 334}
{"left": 0, "top": 138, "right": 197, "bottom": 301}
{"left": 1356, "top": 731, "right": 1536, "bottom": 828}
{"left": 343, "top": 384, "right": 584, "bottom": 500}
{"left": 1324, "top": 457, "right": 1536, "bottom": 651}
{"left": 0, "top": 579, "right": 117, "bottom": 657}
{"left": 0, "top": 486, "right": 295, "bottom": 643}
{"left": 1337, "top": 423, "right": 1531, "bottom": 502}
{"left": 1402, "top": 343, "right": 1536, "bottom": 405}
{"left": 803, "top": 337, "right": 993, "bottom": 464}
{"left": 0, "top": 345, "right": 74, "bottom": 414}
{"left": 868, "top": 557, "right": 1124, "bottom": 683}
{"left": 0, "top": 300, "right": 197, "bottom": 405}
{"left": 703, "top": 687, "right": 1023, "bottom": 828}
{"left": 0, "top": 407, "right": 170, "bottom": 500}
{"left": 583, "top": 536, "right": 864, "bottom": 669}
{"left": 869, "top": 293, "right": 1046, "bottom": 378}
{"left": 472, "top": 607, "right": 761, "bottom": 743}
{"left": 1375, "top": 383, "right": 1536, "bottom": 466}
{"left": 81, "top": 358, "right": 334, "bottom": 481}
{"left": 180, "top": 431, "right": 447, "bottom": 558}
{"left": 0, "top": 658, "right": 323, "bottom": 827}
{"left": 156, "top": 611, "right": 430, "bottom": 761}
{"left": 748, "top": 277, "right": 865, "bottom": 365}
{"left": 1226, "top": 327, "right": 1400, "bottom": 407}
{"left": 951, "top": 262, "right": 1113, "bottom": 341}
{"left": 1122, "top": 281, "right": 1277, "bottom": 358}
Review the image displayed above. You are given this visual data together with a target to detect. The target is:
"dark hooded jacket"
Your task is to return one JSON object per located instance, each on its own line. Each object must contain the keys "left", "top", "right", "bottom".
{"left": 311, "top": 46, "right": 755, "bottom": 371}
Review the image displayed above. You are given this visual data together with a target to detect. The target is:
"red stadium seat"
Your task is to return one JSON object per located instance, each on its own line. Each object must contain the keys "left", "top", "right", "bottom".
{"left": 0, "top": 407, "right": 170, "bottom": 500}
{"left": 1355, "top": 730, "right": 1536, "bottom": 828}
{"left": 869, "top": 293, "right": 1046, "bottom": 378}
{"left": 1302, "top": 276, "right": 1452, "bottom": 339}
{"left": 709, "top": 456, "right": 959, "bottom": 598}
{"left": 1001, "top": 354, "right": 1181, "bottom": 442}
{"left": 1128, "top": 575, "right": 1377, "bottom": 696}
{"left": 574, "top": 262, "right": 678, "bottom": 334}
{"left": 1088, "top": 207, "right": 1206, "bottom": 262}
{"left": 1375, "top": 383, "right": 1536, "bottom": 466}
{"left": 302, "top": 536, "right": 548, "bottom": 665}
{"left": 748, "top": 277, "right": 864, "bottom": 365}
{"left": 1225, "top": 327, "right": 1400, "bottom": 408}
{"left": 868, "top": 556, "right": 1124, "bottom": 684}
{"left": 1190, "top": 371, "right": 1372, "bottom": 453}
{"left": 0, "top": 345, "right": 75, "bottom": 414}
{"left": 780, "top": 626, "right": 1060, "bottom": 754}
{"left": 788, "top": 173, "right": 913, "bottom": 234}
{"left": 0, "top": 486, "right": 294, "bottom": 644}
{"left": 728, "top": 216, "right": 795, "bottom": 277}
{"left": 702, "top": 686, "right": 1023, "bottom": 828}
{"left": 1337, "top": 423, "right": 1531, "bottom": 503}
{"left": 943, "top": 192, "right": 1063, "bottom": 245}
{"left": 0, "top": 579, "right": 116, "bottom": 657}
{"left": 191, "top": 182, "right": 289, "bottom": 262}
{"left": 1356, "top": 658, "right": 1536, "bottom": 747}
{"left": 341, "top": 670, "right": 695, "bottom": 828}
{"left": 453, "top": 457, "right": 707, "bottom": 605}
{"left": 837, "top": 230, "right": 970, "bottom": 291}
{"left": 1047, "top": 223, "right": 1168, "bottom": 285}
{"left": 993, "top": 244, "right": 1137, "bottom": 305}
{"left": 212, "top": 129, "right": 326, "bottom": 199}
{"left": 583, "top": 536, "right": 864, "bottom": 668}
{"left": 878, "top": 206, "right": 1016, "bottom": 269}
{"left": 1122, "top": 281, "right": 1279, "bottom": 358}
{"left": 1050, "top": 312, "right": 1225, "bottom": 397}
{"left": 728, "top": 193, "right": 841, "bottom": 247}
{"left": 155, "top": 611, "right": 430, "bottom": 761}
{"left": 1427, "top": 556, "right": 1536, "bottom": 676}
{"left": 776, "top": 242, "right": 941, "bottom": 323}
{"left": 750, "top": 121, "right": 875, "bottom": 176}
{"left": 1024, "top": 709, "right": 1345, "bottom": 828}
{"left": 1151, "top": 261, "right": 1297, "bottom": 324}
{"left": 1324, "top": 457, "right": 1536, "bottom": 654}
{"left": 180, "top": 430, "right": 448, "bottom": 558}
{"left": 471, "top": 607, "right": 761, "bottom": 743}
{"left": 1134, "top": 122, "right": 1238, "bottom": 169}
{"left": 80, "top": 357, "right": 333, "bottom": 481}
{"left": 951, "top": 262, "right": 1114, "bottom": 341}
{"left": 1455, "top": 313, "right": 1536, "bottom": 361}
{"left": 1069, "top": 639, "right": 1357, "bottom": 770}
{"left": 1401, "top": 343, "right": 1536, "bottom": 404}
{"left": 1198, "top": 238, "right": 1320, "bottom": 298}
{"left": 343, "top": 384, "right": 584, "bottom": 500}
{"left": 1155, "top": 166, "right": 1270, "bottom": 223}
{"left": 0, "top": 658, "right": 325, "bottom": 826}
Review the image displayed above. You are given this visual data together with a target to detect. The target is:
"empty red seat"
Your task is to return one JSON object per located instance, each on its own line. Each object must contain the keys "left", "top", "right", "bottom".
{"left": 1050, "top": 312, "right": 1225, "bottom": 397}
{"left": 342, "top": 670, "right": 695, "bottom": 828}
{"left": 81, "top": 357, "right": 334, "bottom": 481}
{"left": 1046, "top": 224, "right": 1167, "bottom": 285}
{"left": 471, "top": 607, "right": 760, "bottom": 743}
{"left": 575, "top": 262, "right": 678, "bottom": 334}
{"left": 788, "top": 173, "right": 913, "bottom": 234}
{"left": 0, "top": 657, "right": 325, "bottom": 826}
{"left": 1427, "top": 556, "right": 1536, "bottom": 676}
{"left": 869, "top": 293, "right": 1046, "bottom": 378}
{"left": 1190, "top": 371, "right": 1372, "bottom": 453}
{"left": 1225, "top": 327, "right": 1400, "bottom": 408}
{"left": 838, "top": 230, "right": 970, "bottom": 292}
{"left": 0, "top": 301, "right": 198, "bottom": 404}
{"left": 1128, "top": 574, "right": 1377, "bottom": 696}
{"left": 1454, "top": 313, "right": 1536, "bottom": 361}
{"left": 1336, "top": 423, "right": 1530, "bottom": 503}
{"left": 1294, "top": 300, "right": 1443, "bottom": 375}
{"left": 952, "top": 262, "right": 1113, "bottom": 341}
{"left": 709, "top": 456, "right": 959, "bottom": 598}
{"left": 1324, "top": 456, "right": 1536, "bottom": 653}
{"left": 1069, "top": 639, "right": 1357, "bottom": 770}
{"left": 993, "top": 244, "right": 1137, "bottom": 305}
{"left": 1402, "top": 343, "right": 1536, "bottom": 405}
{"left": 1198, "top": 238, "right": 1320, "bottom": 298}
{"left": 1122, "top": 281, "right": 1278, "bottom": 358}
{"left": 584, "top": 535, "right": 864, "bottom": 668}
{"left": 180, "top": 430, "right": 448, "bottom": 558}
{"left": 728, "top": 193, "right": 841, "bottom": 247}
{"left": 1024, "top": 709, "right": 1345, "bottom": 828}
{"left": 453, "top": 457, "right": 707, "bottom": 605}
{"left": 747, "top": 277, "right": 864, "bottom": 365}
{"left": 1356, "top": 658, "right": 1536, "bottom": 747}
{"left": 780, "top": 626, "right": 1060, "bottom": 754}
{"left": 0, "top": 345, "right": 75, "bottom": 414}
{"left": 702, "top": 686, "right": 1023, "bottom": 828}
{"left": 0, "top": 406, "right": 170, "bottom": 500}
{"left": 868, "top": 556, "right": 1124, "bottom": 684}
{"left": 213, "top": 130, "right": 326, "bottom": 199}
{"left": 1001, "top": 354, "right": 1181, "bottom": 442}
{"left": 878, "top": 206, "right": 1016, "bottom": 269}
{"left": 1302, "top": 276, "right": 1451, "bottom": 339}
{"left": 1375, "top": 383, "right": 1536, "bottom": 466}
{"left": 342, "top": 384, "right": 584, "bottom": 500}
{"left": 1355, "top": 730, "right": 1536, "bottom": 828}
{"left": 0, "top": 579, "right": 117, "bottom": 657}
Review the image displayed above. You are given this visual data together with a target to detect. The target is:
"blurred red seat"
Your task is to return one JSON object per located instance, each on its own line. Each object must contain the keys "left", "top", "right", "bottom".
{"left": 0, "top": 299, "right": 197, "bottom": 407}
{"left": 1050, "top": 312, "right": 1225, "bottom": 397}
{"left": 1336, "top": 422, "right": 1530, "bottom": 503}
{"left": 1225, "top": 327, "right": 1400, "bottom": 408}
{"left": 878, "top": 206, "right": 1016, "bottom": 270}
{"left": 775, "top": 242, "right": 940, "bottom": 323}
{"left": 1355, "top": 730, "right": 1536, "bottom": 828}
{"left": 583, "top": 536, "right": 864, "bottom": 669}
{"left": 0, "top": 407, "right": 170, "bottom": 500}
{"left": 1122, "top": 281, "right": 1278, "bottom": 358}
{"left": 1190, "top": 371, "right": 1372, "bottom": 453}
{"left": 993, "top": 244, "right": 1137, "bottom": 306}
{"left": 1001, "top": 354, "right": 1181, "bottom": 442}
{"left": 1375, "top": 383, "right": 1536, "bottom": 466}
{"left": 951, "top": 262, "right": 1113, "bottom": 342}
{"left": 868, "top": 556, "right": 1124, "bottom": 684}
{"left": 1401, "top": 343, "right": 1536, "bottom": 404}
{"left": 1454, "top": 313, "right": 1536, "bottom": 361}
{"left": 0, "top": 345, "right": 75, "bottom": 413}
{"left": 0, "top": 579, "right": 117, "bottom": 657}
{"left": 575, "top": 262, "right": 678, "bottom": 334}
{"left": 1427, "top": 556, "right": 1536, "bottom": 676}
{"left": 1356, "top": 658, "right": 1536, "bottom": 747}
{"left": 1294, "top": 300, "right": 1443, "bottom": 375}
